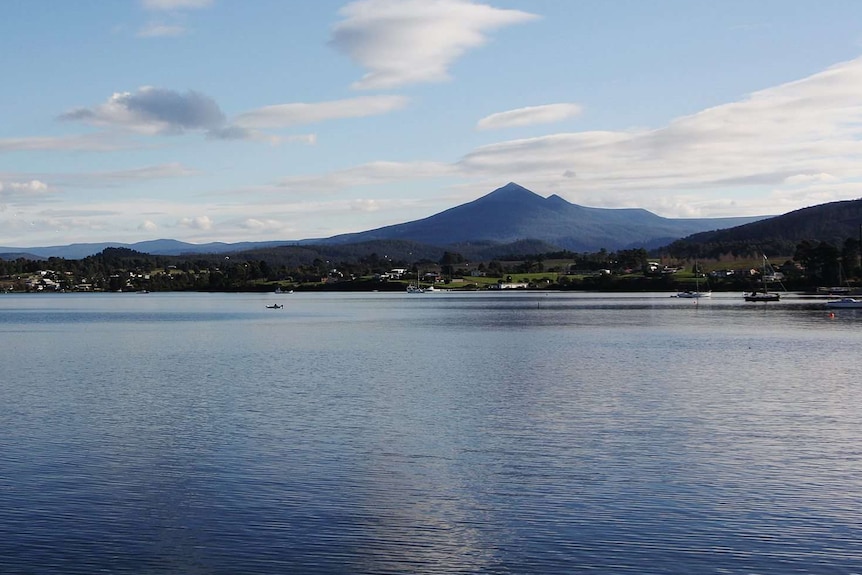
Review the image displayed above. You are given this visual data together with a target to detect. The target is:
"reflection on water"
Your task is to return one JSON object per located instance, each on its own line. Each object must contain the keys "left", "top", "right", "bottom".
{"left": 0, "top": 292, "right": 860, "bottom": 574}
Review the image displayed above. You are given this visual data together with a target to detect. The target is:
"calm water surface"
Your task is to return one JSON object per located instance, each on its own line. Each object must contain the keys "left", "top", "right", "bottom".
{"left": 1, "top": 291, "right": 860, "bottom": 574}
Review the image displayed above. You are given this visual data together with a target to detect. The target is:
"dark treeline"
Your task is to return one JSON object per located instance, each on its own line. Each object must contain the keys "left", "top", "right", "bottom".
{"left": 2, "top": 237, "right": 861, "bottom": 292}
{"left": 665, "top": 236, "right": 861, "bottom": 286}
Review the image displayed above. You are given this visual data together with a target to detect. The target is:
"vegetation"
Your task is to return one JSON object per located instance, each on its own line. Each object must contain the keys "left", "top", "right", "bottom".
{"left": 5, "top": 193, "right": 862, "bottom": 293}
{"left": 3, "top": 236, "right": 860, "bottom": 294}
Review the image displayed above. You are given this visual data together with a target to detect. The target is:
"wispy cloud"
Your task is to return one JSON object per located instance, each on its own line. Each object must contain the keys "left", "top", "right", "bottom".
{"left": 249, "top": 56, "right": 862, "bottom": 220}
{"left": 1, "top": 163, "right": 196, "bottom": 195}
{"left": 64, "top": 163, "right": 198, "bottom": 187}
{"left": 240, "top": 218, "right": 283, "bottom": 231}
{"left": 477, "top": 103, "right": 583, "bottom": 130}
{"left": 141, "top": 0, "right": 212, "bottom": 10}
{"left": 456, "top": 56, "right": 862, "bottom": 216}
{"left": 138, "top": 0, "right": 212, "bottom": 38}
{"left": 275, "top": 160, "right": 456, "bottom": 194}
{"left": 59, "top": 88, "right": 400, "bottom": 142}
{"left": 331, "top": 0, "right": 538, "bottom": 90}
{"left": 0, "top": 133, "right": 133, "bottom": 153}
{"left": 0, "top": 179, "right": 51, "bottom": 201}
{"left": 234, "top": 95, "right": 409, "bottom": 129}
{"left": 137, "top": 23, "right": 187, "bottom": 37}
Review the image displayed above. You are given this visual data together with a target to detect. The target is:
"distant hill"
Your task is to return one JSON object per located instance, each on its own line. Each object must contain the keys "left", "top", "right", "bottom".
{"left": 667, "top": 198, "right": 862, "bottom": 257}
{"left": 0, "top": 252, "right": 46, "bottom": 261}
{"left": 0, "top": 182, "right": 766, "bottom": 260}
{"left": 307, "top": 183, "right": 766, "bottom": 252}
{"left": 232, "top": 238, "right": 567, "bottom": 267}
{"left": 0, "top": 239, "right": 295, "bottom": 260}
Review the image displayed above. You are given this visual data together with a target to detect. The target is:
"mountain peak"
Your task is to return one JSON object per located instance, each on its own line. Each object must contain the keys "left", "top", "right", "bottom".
{"left": 482, "top": 182, "right": 543, "bottom": 203}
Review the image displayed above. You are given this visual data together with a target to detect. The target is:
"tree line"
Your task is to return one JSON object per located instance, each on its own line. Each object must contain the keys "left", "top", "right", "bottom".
{"left": 2, "top": 238, "right": 859, "bottom": 292}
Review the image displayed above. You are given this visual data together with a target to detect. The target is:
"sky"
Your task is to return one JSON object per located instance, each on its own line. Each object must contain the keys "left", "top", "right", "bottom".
{"left": 3, "top": 0, "right": 862, "bottom": 247}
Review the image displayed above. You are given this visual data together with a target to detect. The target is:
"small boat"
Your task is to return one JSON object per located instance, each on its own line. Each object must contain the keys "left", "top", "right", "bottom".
{"left": 744, "top": 255, "right": 783, "bottom": 302}
{"left": 406, "top": 270, "right": 427, "bottom": 293}
{"left": 744, "top": 291, "right": 780, "bottom": 302}
{"left": 671, "top": 290, "right": 710, "bottom": 299}
{"left": 266, "top": 304, "right": 283, "bottom": 309}
{"left": 825, "top": 297, "right": 862, "bottom": 309}
{"left": 671, "top": 260, "right": 710, "bottom": 298}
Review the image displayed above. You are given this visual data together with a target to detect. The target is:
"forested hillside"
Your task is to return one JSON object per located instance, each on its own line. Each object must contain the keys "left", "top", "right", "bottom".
{"left": 666, "top": 198, "right": 862, "bottom": 259}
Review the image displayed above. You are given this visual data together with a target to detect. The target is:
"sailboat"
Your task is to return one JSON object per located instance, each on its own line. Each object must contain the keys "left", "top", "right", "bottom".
{"left": 672, "top": 261, "right": 711, "bottom": 298}
{"left": 744, "top": 255, "right": 781, "bottom": 302}
{"left": 406, "top": 270, "right": 425, "bottom": 293}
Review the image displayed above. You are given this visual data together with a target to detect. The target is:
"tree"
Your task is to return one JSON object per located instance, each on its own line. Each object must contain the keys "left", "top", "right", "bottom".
{"left": 841, "top": 237, "right": 860, "bottom": 279}
{"left": 795, "top": 240, "right": 840, "bottom": 285}
{"left": 439, "top": 251, "right": 464, "bottom": 277}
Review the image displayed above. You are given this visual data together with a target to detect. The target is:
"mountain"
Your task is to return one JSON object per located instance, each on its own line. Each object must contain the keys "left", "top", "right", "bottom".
{"left": 0, "top": 239, "right": 294, "bottom": 260}
{"left": 1, "top": 183, "right": 766, "bottom": 259}
{"left": 667, "top": 197, "right": 862, "bottom": 256}
{"left": 309, "top": 182, "right": 766, "bottom": 251}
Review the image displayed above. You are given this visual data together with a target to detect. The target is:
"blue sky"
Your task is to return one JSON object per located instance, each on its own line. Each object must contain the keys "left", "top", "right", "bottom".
{"left": 3, "top": 0, "right": 862, "bottom": 247}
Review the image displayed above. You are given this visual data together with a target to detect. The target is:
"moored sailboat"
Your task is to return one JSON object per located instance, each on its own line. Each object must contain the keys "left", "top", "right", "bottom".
{"left": 744, "top": 255, "right": 782, "bottom": 302}
{"left": 672, "top": 261, "right": 711, "bottom": 298}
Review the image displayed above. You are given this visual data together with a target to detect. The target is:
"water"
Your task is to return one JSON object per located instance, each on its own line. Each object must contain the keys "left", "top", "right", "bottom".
{"left": 1, "top": 291, "right": 860, "bottom": 574}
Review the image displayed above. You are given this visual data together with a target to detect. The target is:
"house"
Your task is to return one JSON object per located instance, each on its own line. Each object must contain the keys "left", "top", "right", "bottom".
{"left": 489, "top": 282, "right": 530, "bottom": 290}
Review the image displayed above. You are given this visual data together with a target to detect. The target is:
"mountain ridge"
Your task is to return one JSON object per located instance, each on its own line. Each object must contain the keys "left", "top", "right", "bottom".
{"left": 1, "top": 182, "right": 767, "bottom": 259}
{"left": 308, "top": 182, "right": 766, "bottom": 250}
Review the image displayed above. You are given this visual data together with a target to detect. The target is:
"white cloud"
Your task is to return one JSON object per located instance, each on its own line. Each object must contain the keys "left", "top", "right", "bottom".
{"left": 141, "top": 0, "right": 212, "bottom": 10}
{"left": 137, "top": 23, "right": 187, "bottom": 37}
{"left": 253, "top": 55, "right": 862, "bottom": 221}
{"left": 139, "top": 220, "right": 159, "bottom": 232}
{"left": 455, "top": 56, "right": 862, "bottom": 215}
{"left": 783, "top": 173, "right": 840, "bottom": 185}
{"left": 477, "top": 103, "right": 583, "bottom": 130}
{"left": 234, "top": 96, "right": 409, "bottom": 129}
{"left": 240, "top": 218, "right": 282, "bottom": 231}
{"left": 0, "top": 180, "right": 50, "bottom": 200}
{"left": 331, "top": 0, "right": 538, "bottom": 89}
{"left": 351, "top": 199, "right": 383, "bottom": 212}
{"left": 178, "top": 215, "right": 213, "bottom": 230}
{"left": 286, "top": 134, "right": 317, "bottom": 145}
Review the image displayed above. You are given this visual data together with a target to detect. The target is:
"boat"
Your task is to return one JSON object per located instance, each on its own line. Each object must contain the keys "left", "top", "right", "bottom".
{"left": 825, "top": 297, "right": 862, "bottom": 309}
{"left": 744, "top": 255, "right": 782, "bottom": 302}
{"left": 406, "top": 270, "right": 428, "bottom": 293}
{"left": 265, "top": 304, "right": 283, "bottom": 309}
{"left": 744, "top": 291, "right": 780, "bottom": 302}
{"left": 672, "top": 290, "right": 710, "bottom": 298}
{"left": 817, "top": 286, "right": 852, "bottom": 295}
{"left": 671, "top": 262, "right": 711, "bottom": 298}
